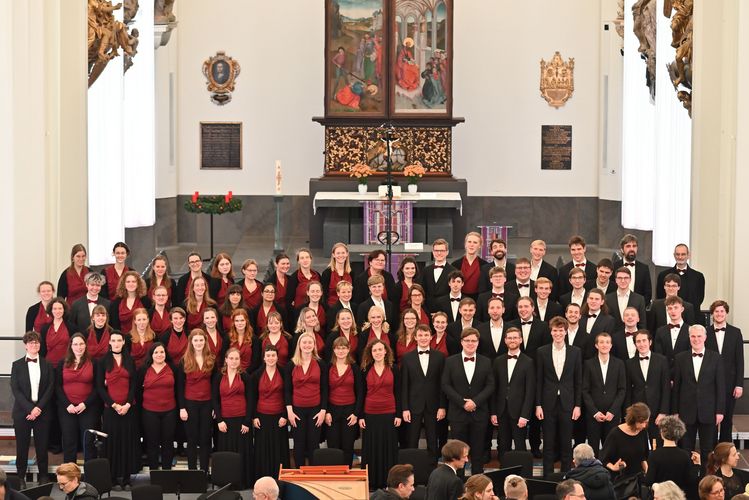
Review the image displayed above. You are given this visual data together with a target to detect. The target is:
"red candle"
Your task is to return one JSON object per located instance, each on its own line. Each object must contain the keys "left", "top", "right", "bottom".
{"left": 192, "top": 191, "right": 199, "bottom": 203}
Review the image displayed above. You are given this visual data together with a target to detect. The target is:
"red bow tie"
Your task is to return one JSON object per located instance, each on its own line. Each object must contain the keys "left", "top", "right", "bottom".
{"left": 517, "top": 283, "right": 530, "bottom": 288}
{"left": 464, "top": 356, "right": 475, "bottom": 362}
{"left": 668, "top": 323, "right": 681, "bottom": 329}
{"left": 575, "top": 263, "right": 585, "bottom": 268}
{"left": 88, "top": 299, "right": 97, "bottom": 304}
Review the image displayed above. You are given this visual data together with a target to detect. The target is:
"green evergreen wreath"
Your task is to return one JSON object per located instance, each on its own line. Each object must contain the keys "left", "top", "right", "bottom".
{"left": 184, "top": 195, "right": 242, "bottom": 214}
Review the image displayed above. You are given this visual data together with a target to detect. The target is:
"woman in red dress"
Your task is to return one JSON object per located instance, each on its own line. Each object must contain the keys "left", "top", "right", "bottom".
{"left": 209, "top": 252, "right": 234, "bottom": 308}
{"left": 218, "top": 285, "right": 247, "bottom": 332}
{"left": 238, "top": 259, "right": 263, "bottom": 310}
{"left": 250, "top": 283, "right": 286, "bottom": 333}
{"left": 267, "top": 254, "right": 291, "bottom": 312}
{"left": 184, "top": 276, "right": 216, "bottom": 331}
{"left": 138, "top": 342, "right": 177, "bottom": 470}
{"left": 176, "top": 329, "right": 216, "bottom": 472}
{"left": 393, "top": 308, "right": 419, "bottom": 363}
{"left": 408, "top": 284, "right": 431, "bottom": 326}
{"left": 320, "top": 243, "right": 353, "bottom": 307}
{"left": 146, "top": 255, "right": 174, "bottom": 306}
{"left": 110, "top": 271, "right": 151, "bottom": 332}
{"left": 295, "top": 281, "right": 327, "bottom": 333}
{"left": 85, "top": 305, "right": 112, "bottom": 360}
{"left": 285, "top": 332, "right": 327, "bottom": 467}
{"left": 102, "top": 242, "right": 130, "bottom": 301}
{"left": 149, "top": 286, "right": 172, "bottom": 336}
{"left": 26, "top": 280, "right": 55, "bottom": 333}
{"left": 325, "top": 308, "right": 359, "bottom": 364}
{"left": 259, "top": 312, "right": 292, "bottom": 368}
{"left": 228, "top": 308, "right": 258, "bottom": 372}
{"left": 325, "top": 337, "right": 362, "bottom": 466}
{"left": 356, "top": 305, "right": 393, "bottom": 361}
{"left": 396, "top": 38, "right": 420, "bottom": 91}
{"left": 293, "top": 307, "right": 326, "bottom": 359}
{"left": 56, "top": 333, "right": 101, "bottom": 463}
{"left": 128, "top": 308, "right": 156, "bottom": 369}
{"left": 393, "top": 257, "right": 420, "bottom": 317}
{"left": 430, "top": 311, "right": 458, "bottom": 356}
{"left": 286, "top": 249, "right": 321, "bottom": 312}
{"left": 39, "top": 297, "right": 75, "bottom": 366}
{"left": 359, "top": 339, "right": 401, "bottom": 489}
{"left": 212, "top": 348, "right": 253, "bottom": 488}
{"left": 202, "top": 307, "right": 227, "bottom": 362}
{"left": 57, "top": 244, "right": 89, "bottom": 305}
{"left": 159, "top": 307, "right": 188, "bottom": 364}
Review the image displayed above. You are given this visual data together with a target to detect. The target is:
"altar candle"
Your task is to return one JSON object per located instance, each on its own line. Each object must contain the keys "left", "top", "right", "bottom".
{"left": 275, "top": 160, "right": 283, "bottom": 195}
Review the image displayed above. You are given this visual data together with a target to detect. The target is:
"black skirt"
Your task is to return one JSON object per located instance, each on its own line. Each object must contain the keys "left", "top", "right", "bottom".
{"left": 215, "top": 416, "right": 253, "bottom": 488}
{"left": 361, "top": 413, "right": 398, "bottom": 489}
{"left": 253, "top": 412, "right": 289, "bottom": 479}
{"left": 102, "top": 406, "right": 141, "bottom": 481}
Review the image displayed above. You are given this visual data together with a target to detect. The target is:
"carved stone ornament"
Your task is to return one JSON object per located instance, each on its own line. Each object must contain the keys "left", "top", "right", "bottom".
{"left": 664, "top": 0, "right": 693, "bottom": 116}
{"left": 539, "top": 51, "right": 575, "bottom": 108}
{"left": 202, "top": 52, "right": 241, "bottom": 105}
{"left": 87, "top": 0, "right": 140, "bottom": 87}
{"left": 633, "top": 0, "right": 657, "bottom": 101}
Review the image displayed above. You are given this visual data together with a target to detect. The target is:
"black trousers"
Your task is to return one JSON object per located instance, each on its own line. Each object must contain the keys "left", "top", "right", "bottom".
{"left": 184, "top": 400, "right": 212, "bottom": 471}
{"left": 450, "top": 413, "right": 488, "bottom": 474}
{"left": 719, "top": 393, "right": 737, "bottom": 443}
{"left": 58, "top": 405, "right": 100, "bottom": 463}
{"left": 683, "top": 421, "right": 717, "bottom": 466}
{"left": 327, "top": 404, "right": 358, "bottom": 466}
{"left": 497, "top": 407, "right": 528, "bottom": 457}
{"left": 291, "top": 406, "right": 322, "bottom": 467}
{"left": 142, "top": 408, "right": 177, "bottom": 469}
{"left": 529, "top": 414, "right": 542, "bottom": 452}
{"left": 542, "top": 397, "right": 573, "bottom": 476}
{"left": 14, "top": 413, "right": 50, "bottom": 477}
{"left": 585, "top": 414, "right": 617, "bottom": 457}
{"left": 406, "top": 409, "right": 439, "bottom": 459}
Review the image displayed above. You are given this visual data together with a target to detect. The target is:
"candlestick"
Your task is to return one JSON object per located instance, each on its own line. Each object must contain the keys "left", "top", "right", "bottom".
{"left": 275, "top": 160, "right": 282, "bottom": 195}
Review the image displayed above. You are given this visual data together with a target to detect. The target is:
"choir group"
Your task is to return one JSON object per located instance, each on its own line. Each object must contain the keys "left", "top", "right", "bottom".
{"left": 12, "top": 232, "right": 744, "bottom": 493}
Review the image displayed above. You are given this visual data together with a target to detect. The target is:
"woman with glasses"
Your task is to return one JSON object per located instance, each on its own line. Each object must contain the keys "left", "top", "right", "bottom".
{"left": 238, "top": 258, "right": 264, "bottom": 310}
{"left": 250, "top": 282, "right": 286, "bottom": 332}
{"left": 706, "top": 443, "right": 745, "bottom": 498}
{"left": 698, "top": 476, "right": 725, "bottom": 500}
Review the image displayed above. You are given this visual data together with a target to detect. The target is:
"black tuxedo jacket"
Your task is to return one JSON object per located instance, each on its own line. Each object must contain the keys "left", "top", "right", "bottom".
{"left": 433, "top": 294, "right": 464, "bottom": 323}
{"left": 174, "top": 271, "right": 211, "bottom": 309}
{"left": 477, "top": 321, "right": 511, "bottom": 360}
{"left": 535, "top": 344, "right": 582, "bottom": 412}
{"left": 441, "top": 353, "right": 495, "bottom": 423}
{"left": 625, "top": 351, "right": 670, "bottom": 415}
{"left": 426, "top": 464, "right": 464, "bottom": 500}
{"left": 508, "top": 317, "right": 551, "bottom": 361}
{"left": 656, "top": 266, "right": 705, "bottom": 310}
{"left": 672, "top": 349, "right": 725, "bottom": 424}
{"left": 401, "top": 349, "right": 447, "bottom": 414}
{"left": 610, "top": 328, "right": 638, "bottom": 361}
{"left": 505, "top": 280, "right": 537, "bottom": 303}
{"left": 356, "top": 297, "right": 395, "bottom": 329}
{"left": 479, "top": 261, "right": 517, "bottom": 294}
{"left": 582, "top": 356, "right": 626, "bottom": 418}
{"left": 533, "top": 299, "right": 564, "bottom": 324}
{"left": 557, "top": 261, "right": 597, "bottom": 296}
{"left": 25, "top": 302, "right": 44, "bottom": 333}
{"left": 446, "top": 318, "right": 480, "bottom": 343}
{"left": 476, "top": 290, "right": 519, "bottom": 323}
{"left": 706, "top": 324, "right": 744, "bottom": 391}
{"left": 10, "top": 356, "right": 55, "bottom": 420}
{"left": 566, "top": 328, "right": 595, "bottom": 359}
{"left": 559, "top": 289, "right": 589, "bottom": 310}
{"left": 580, "top": 313, "right": 616, "bottom": 344}
{"left": 352, "top": 269, "right": 396, "bottom": 306}
{"left": 491, "top": 352, "right": 535, "bottom": 421}
{"left": 535, "top": 260, "right": 559, "bottom": 292}
{"left": 69, "top": 295, "right": 111, "bottom": 333}
{"left": 584, "top": 279, "right": 616, "bottom": 295}
{"left": 604, "top": 291, "right": 647, "bottom": 329}
{"left": 419, "top": 262, "right": 456, "bottom": 311}
{"left": 613, "top": 259, "right": 653, "bottom": 304}
{"left": 653, "top": 323, "right": 691, "bottom": 368}
{"left": 646, "top": 299, "right": 696, "bottom": 333}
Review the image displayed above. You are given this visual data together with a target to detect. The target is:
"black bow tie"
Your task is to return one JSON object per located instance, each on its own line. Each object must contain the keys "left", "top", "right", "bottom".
{"left": 587, "top": 314, "right": 598, "bottom": 319}
{"left": 575, "top": 263, "right": 585, "bottom": 268}
{"left": 507, "top": 355, "right": 518, "bottom": 359}
{"left": 434, "top": 265, "right": 445, "bottom": 269}
{"left": 450, "top": 297, "right": 461, "bottom": 302}
{"left": 493, "top": 293, "right": 504, "bottom": 298}
{"left": 26, "top": 357, "right": 38, "bottom": 363}
{"left": 639, "top": 356, "right": 649, "bottom": 361}
{"left": 624, "top": 262, "right": 635, "bottom": 267}
{"left": 521, "top": 321, "right": 532, "bottom": 326}
{"left": 692, "top": 352, "right": 703, "bottom": 358}
{"left": 419, "top": 350, "right": 430, "bottom": 355}
{"left": 668, "top": 323, "right": 681, "bottom": 329}
{"left": 676, "top": 268, "right": 686, "bottom": 274}
{"left": 625, "top": 331, "right": 636, "bottom": 337}
{"left": 87, "top": 299, "right": 97, "bottom": 304}
{"left": 517, "top": 283, "right": 530, "bottom": 288}
{"left": 464, "top": 357, "right": 475, "bottom": 362}
{"left": 714, "top": 327, "right": 726, "bottom": 332}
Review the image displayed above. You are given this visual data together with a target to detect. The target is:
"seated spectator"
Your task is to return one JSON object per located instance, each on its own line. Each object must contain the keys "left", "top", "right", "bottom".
{"left": 707, "top": 443, "right": 747, "bottom": 499}
{"left": 370, "top": 464, "right": 415, "bottom": 499}
{"left": 646, "top": 415, "right": 700, "bottom": 498}
{"left": 698, "top": 476, "right": 725, "bottom": 500}
{"left": 652, "top": 481, "right": 687, "bottom": 500}
{"left": 56, "top": 463, "right": 98, "bottom": 500}
{"left": 460, "top": 474, "right": 499, "bottom": 500}
{"left": 564, "top": 443, "right": 615, "bottom": 500}
{"left": 556, "top": 480, "right": 585, "bottom": 500}
{"left": 252, "top": 476, "right": 280, "bottom": 500}
{"left": 503, "top": 474, "right": 528, "bottom": 500}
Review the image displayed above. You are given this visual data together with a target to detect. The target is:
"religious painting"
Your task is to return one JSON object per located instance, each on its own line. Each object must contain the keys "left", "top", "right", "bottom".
{"left": 391, "top": 0, "right": 452, "bottom": 117}
{"left": 326, "top": 0, "right": 388, "bottom": 117}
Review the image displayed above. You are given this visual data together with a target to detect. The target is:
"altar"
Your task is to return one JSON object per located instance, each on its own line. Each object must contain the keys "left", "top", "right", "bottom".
{"left": 309, "top": 177, "right": 467, "bottom": 250}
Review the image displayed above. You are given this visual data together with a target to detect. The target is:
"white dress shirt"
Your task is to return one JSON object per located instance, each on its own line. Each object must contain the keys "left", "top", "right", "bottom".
{"left": 617, "top": 291, "right": 630, "bottom": 320}
{"left": 715, "top": 328, "right": 726, "bottom": 354}
{"left": 567, "top": 327, "right": 579, "bottom": 346}
{"left": 507, "top": 350, "right": 520, "bottom": 381}
{"left": 449, "top": 294, "right": 461, "bottom": 320}
{"left": 639, "top": 351, "right": 651, "bottom": 381}
{"left": 516, "top": 280, "right": 531, "bottom": 298}
{"left": 670, "top": 322, "right": 682, "bottom": 348}
{"left": 462, "top": 351, "right": 476, "bottom": 383}
{"left": 598, "top": 356, "right": 609, "bottom": 384}
{"left": 433, "top": 262, "right": 446, "bottom": 283}
{"left": 571, "top": 290, "right": 585, "bottom": 306}
{"left": 552, "top": 344, "right": 566, "bottom": 381}
{"left": 418, "top": 348, "right": 430, "bottom": 376}
{"left": 27, "top": 356, "right": 41, "bottom": 403}
{"left": 692, "top": 349, "right": 705, "bottom": 380}
{"left": 490, "top": 320, "right": 503, "bottom": 352}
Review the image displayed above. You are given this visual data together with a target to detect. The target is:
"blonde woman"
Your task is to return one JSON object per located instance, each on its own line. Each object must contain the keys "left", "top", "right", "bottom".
{"left": 357, "top": 305, "right": 393, "bottom": 361}
{"left": 184, "top": 276, "right": 216, "bottom": 331}
{"left": 320, "top": 242, "right": 353, "bottom": 306}
{"left": 260, "top": 311, "right": 292, "bottom": 367}
{"left": 128, "top": 308, "right": 156, "bottom": 368}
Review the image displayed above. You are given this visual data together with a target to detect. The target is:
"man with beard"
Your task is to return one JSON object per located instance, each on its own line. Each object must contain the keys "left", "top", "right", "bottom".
{"left": 613, "top": 234, "right": 652, "bottom": 304}
{"left": 480, "top": 238, "right": 515, "bottom": 291}
{"left": 557, "top": 236, "right": 596, "bottom": 296}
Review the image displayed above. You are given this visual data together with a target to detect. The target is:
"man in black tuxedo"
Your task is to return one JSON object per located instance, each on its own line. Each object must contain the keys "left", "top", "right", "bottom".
{"left": 401, "top": 325, "right": 447, "bottom": 458}
{"left": 446, "top": 298, "right": 480, "bottom": 342}
{"left": 11, "top": 331, "right": 55, "bottom": 488}
{"left": 529, "top": 239, "right": 559, "bottom": 299}
{"left": 433, "top": 271, "right": 465, "bottom": 323}
{"left": 509, "top": 297, "right": 551, "bottom": 360}
{"left": 584, "top": 259, "right": 616, "bottom": 294}
{"left": 478, "top": 297, "right": 510, "bottom": 360}
{"left": 441, "top": 328, "right": 495, "bottom": 475}
{"left": 559, "top": 267, "right": 589, "bottom": 309}
{"left": 426, "top": 440, "right": 469, "bottom": 500}
{"left": 581, "top": 332, "right": 626, "bottom": 456}
{"left": 611, "top": 307, "right": 640, "bottom": 361}
{"left": 491, "top": 327, "right": 535, "bottom": 456}
{"left": 356, "top": 274, "right": 395, "bottom": 329}
{"left": 605, "top": 267, "right": 647, "bottom": 331}
{"left": 174, "top": 252, "right": 211, "bottom": 307}
{"left": 535, "top": 316, "right": 582, "bottom": 477}
{"left": 655, "top": 243, "right": 706, "bottom": 311}
{"left": 506, "top": 258, "right": 536, "bottom": 302}
{"left": 565, "top": 303, "right": 592, "bottom": 359}
{"left": 69, "top": 272, "right": 110, "bottom": 333}
{"left": 477, "top": 267, "right": 518, "bottom": 323}
{"left": 626, "top": 330, "right": 670, "bottom": 445}
{"left": 705, "top": 300, "right": 744, "bottom": 444}
{"left": 451, "top": 231, "right": 489, "bottom": 299}
{"left": 326, "top": 281, "right": 358, "bottom": 333}
{"left": 613, "top": 234, "right": 652, "bottom": 304}
{"left": 672, "top": 324, "right": 725, "bottom": 464}
{"left": 580, "top": 289, "right": 616, "bottom": 349}
{"left": 647, "top": 273, "right": 696, "bottom": 332}
{"left": 533, "top": 277, "right": 563, "bottom": 324}
{"left": 653, "top": 295, "right": 691, "bottom": 368}
{"left": 479, "top": 238, "right": 516, "bottom": 292}
{"left": 557, "top": 235, "right": 597, "bottom": 296}
{"left": 353, "top": 250, "right": 397, "bottom": 304}
{"left": 420, "top": 238, "right": 456, "bottom": 311}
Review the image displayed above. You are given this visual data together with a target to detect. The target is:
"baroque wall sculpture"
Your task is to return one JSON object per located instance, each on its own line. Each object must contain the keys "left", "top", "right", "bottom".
{"left": 87, "top": 0, "right": 140, "bottom": 87}
{"left": 664, "top": 0, "right": 693, "bottom": 116}
{"left": 632, "top": 0, "right": 657, "bottom": 101}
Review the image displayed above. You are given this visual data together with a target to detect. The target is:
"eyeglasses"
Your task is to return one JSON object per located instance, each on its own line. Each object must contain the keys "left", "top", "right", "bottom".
{"left": 58, "top": 480, "right": 71, "bottom": 489}
{"left": 188, "top": 260, "right": 202, "bottom": 265}
{"left": 263, "top": 290, "right": 276, "bottom": 294}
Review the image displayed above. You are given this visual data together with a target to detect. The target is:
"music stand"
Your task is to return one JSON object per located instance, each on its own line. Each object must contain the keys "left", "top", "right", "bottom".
{"left": 525, "top": 478, "right": 559, "bottom": 497}
{"left": 485, "top": 465, "right": 524, "bottom": 492}
{"left": 150, "top": 470, "right": 207, "bottom": 500}
{"left": 19, "top": 482, "right": 54, "bottom": 500}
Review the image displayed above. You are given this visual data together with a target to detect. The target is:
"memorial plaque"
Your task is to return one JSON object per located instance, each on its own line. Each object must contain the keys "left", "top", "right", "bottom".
{"left": 200, "top": 122, "right": 242, "bottom": 169}
{"left": 541, "top": 125, "right": 572, "bottom": 170}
